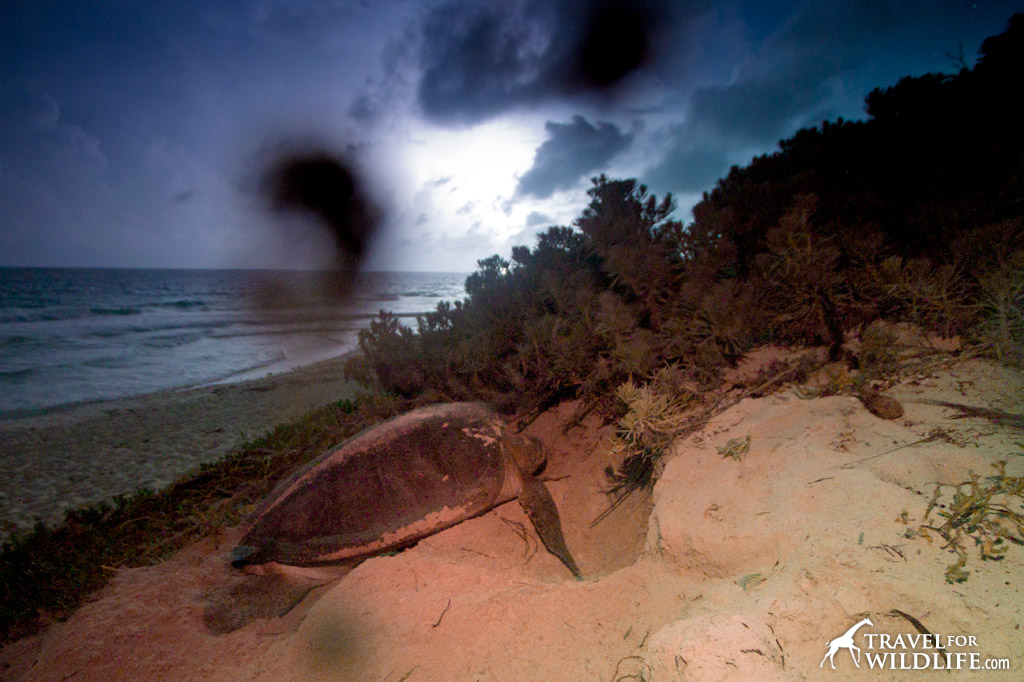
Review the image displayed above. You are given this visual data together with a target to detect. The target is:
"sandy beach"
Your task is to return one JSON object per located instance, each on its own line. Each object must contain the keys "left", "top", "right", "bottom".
{"left": 0, "top": 356, "right": 356, "bottom": 542}
{"left": 1, "top": 350, "right": 1022, "bottom": 681}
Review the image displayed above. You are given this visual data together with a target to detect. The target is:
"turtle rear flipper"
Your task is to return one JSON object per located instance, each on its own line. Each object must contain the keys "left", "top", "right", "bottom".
{"left": 517, "top": 475, "right": 583, "bottom": 580}
{"left": 203, "top": 564, "right": 350, "bottom": 634}
{"left": 203, "top": 573, "right": 319, "bottom": 634}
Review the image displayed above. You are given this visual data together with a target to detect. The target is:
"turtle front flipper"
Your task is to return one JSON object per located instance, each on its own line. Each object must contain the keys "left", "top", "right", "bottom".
{"left": 516, "top": 475, "right": 583, "bottom": 580}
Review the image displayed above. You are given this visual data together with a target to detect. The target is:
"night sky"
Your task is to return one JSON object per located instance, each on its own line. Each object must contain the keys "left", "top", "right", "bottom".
{"left": 0, "top": 1, "right": 1019, "bottom": 272}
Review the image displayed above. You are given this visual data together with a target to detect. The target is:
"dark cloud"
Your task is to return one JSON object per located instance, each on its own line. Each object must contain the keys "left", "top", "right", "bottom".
{"left": 684, "top": 2, "right": 918, "bottom": 143}
{"left": 414, "top": 0, "right": 682, "bottom": 125}
{"left": 0, "top": 85, "right": 116, "bottom": 265}
{"left": 2, "top": 0, "right": 1019, "bottom": 270}
{"left": 688, "top": 68, "right": 829, "bottom": 145}
{"left": 172, "top": 188, "right": 196, "bottom": 203}
{"left": 644, "top": 123, "right": 731, "bottom": 194}
{"left": 525, "top": 210, "right": 551, "bottom": 227}
{"left": 414, "top": 0, "right": 544, "bottom": 125}
{"left": 515, "top": 115, "right": 632, "bottom": 199}
{"left": 347, "top": 94, "right": 379, "bottom": 124}
{"left": 645, "top": 57, "right": 837, "bottom": 195}
{"left": 0, "top": 86, "right": 108, "bottom": 176}
{"left": 347, "top": 29, "right": 415, "bottom": 126}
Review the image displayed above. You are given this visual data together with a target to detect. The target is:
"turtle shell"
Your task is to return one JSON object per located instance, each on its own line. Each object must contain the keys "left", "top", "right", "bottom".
{"left": 233, "top": 402, "right": 518, "bottom": 566}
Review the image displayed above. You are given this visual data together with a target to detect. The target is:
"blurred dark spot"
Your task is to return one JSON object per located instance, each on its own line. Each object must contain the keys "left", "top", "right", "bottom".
{"left": 573, "top": 0, "right": 657, "bottom": 90}
{"left": 264, "top": 152, "right": 381, "bottom": 274}
{"left": 172, "top": 188, "right": 195, "bottom": 203}
{"left": 304, "top": 611, "right": 367, "bottom": 672}
{"left": 255, "top": 151, "right": 383, "bottom": 311}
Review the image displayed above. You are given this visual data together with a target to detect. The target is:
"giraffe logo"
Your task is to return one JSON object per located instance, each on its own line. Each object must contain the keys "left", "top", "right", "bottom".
{"left": 820, "top": 617, "right": 874, "bottom": 669}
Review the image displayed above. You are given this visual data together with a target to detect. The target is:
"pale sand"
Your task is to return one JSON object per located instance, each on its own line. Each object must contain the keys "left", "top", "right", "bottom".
{"left": 0, "top": 356, "right": 356, "bottom": 541}
{"left": 2, "top": 353, "right": 1023, "bottom": 681}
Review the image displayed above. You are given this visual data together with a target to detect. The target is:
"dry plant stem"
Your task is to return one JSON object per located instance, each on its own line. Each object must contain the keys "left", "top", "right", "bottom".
{"left": 593, "top": 357, "right": 825, "bottom": 526}
{"left": 918, "top": 461, "right": 1024, "bottom": 583}
{"left": 889, "top": 609, "right": 932, "bottom": 636}
{"left": 840, "top": 429, "right": 954, "bottom": 468}
{"left": 914, "top": 400, "right": 1024, "bottom": 430}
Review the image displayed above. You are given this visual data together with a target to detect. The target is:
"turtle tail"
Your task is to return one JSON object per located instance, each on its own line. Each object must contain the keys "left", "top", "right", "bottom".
{"left": 229, "top": 540, "right": 279, "bottom": 567}
{"left": 203, "top": 573, "right": 320, "bottom": 634}
{"left": 229, "top": 544, "right": 258, "bottom": 566}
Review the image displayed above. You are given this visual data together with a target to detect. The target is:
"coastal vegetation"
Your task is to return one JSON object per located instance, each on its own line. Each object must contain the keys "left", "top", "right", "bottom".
{"left": 2, "top": 13, "right": 1023, "bottom": 646}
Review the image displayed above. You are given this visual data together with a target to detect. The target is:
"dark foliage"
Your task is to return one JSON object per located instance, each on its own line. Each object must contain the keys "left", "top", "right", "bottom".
{"left": 695, "top": 14, "right": 1024, "bottom": 275}
{"left": 347, "top": 175, "right": 747, "bottom": 420}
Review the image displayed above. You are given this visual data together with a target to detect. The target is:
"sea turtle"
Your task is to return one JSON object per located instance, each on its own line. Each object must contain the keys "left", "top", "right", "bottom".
{"left": 203, "top": 402, "right": 582, "bottom": 633}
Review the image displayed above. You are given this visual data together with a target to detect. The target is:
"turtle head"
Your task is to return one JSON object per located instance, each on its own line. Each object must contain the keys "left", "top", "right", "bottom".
{"left": 502, "top": 430, "right": 546, "bottom": 475}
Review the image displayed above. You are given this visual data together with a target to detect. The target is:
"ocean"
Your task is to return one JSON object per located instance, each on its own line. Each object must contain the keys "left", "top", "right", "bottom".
{"left": 0, "top": 268, "right": 467, "bottom": 418}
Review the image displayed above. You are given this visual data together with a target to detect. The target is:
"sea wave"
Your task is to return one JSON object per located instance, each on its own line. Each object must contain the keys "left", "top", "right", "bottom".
{"left": 146, "top": 299, "right": 207, "bottom": 310}
{"left": 401, "top": 289, "right": 446, "bottom": 297}
{"left": 0, "top": 309, "right": 77, "bottom": 324}
{"left": 0, "top": 367, "right": 36, "bottom": 384}
{"left": 109, "top": 319, "right": 237, "bottom": 338}
{"left": 143, "top": 331, "right": 205, "bottom": 349}
{"left": 82, "top": 356, "right": 138, "bottom": 370}
{"left": 0, "top": 268, "right": 467, "bottom": 415}
{"left": 1, "top": 299, "right": 209, "bottom": 324}
{"left": 2, "top": 297, "right": 56, "bottom": 310}
{"left": 89, "top": 306, "right": 144, "bottom": 316}
{"left": 0, "top": 335, "right": 33, "bottom": 349}
{"left": 208, "top": 324, "right": 362, "bottom": 340}
{"left": 190, "top": 349, "right": 289, "bottom": 385}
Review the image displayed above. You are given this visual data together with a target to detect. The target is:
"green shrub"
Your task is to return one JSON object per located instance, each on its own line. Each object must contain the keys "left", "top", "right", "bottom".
{"left": 974, "top": 249, "right": 1024, "bottom": 366}
{"left": 859, "top": 320, "right": 901, "bottom": 379}
{"left": 345, "top": 176, "right": 745, "bottom": 419}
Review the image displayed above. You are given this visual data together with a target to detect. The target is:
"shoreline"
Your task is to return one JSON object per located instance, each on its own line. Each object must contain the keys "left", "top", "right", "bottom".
{"left": 0, "top": 340, "right": 359, "bottom": 423}
{"left": 0, "top": 354, "right": 359, "bottom": 542}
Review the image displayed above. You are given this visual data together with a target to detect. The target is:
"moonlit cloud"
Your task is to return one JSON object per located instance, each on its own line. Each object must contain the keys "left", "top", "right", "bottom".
{"left": 515, "top": 115, "right": 633, "bottom": 200}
